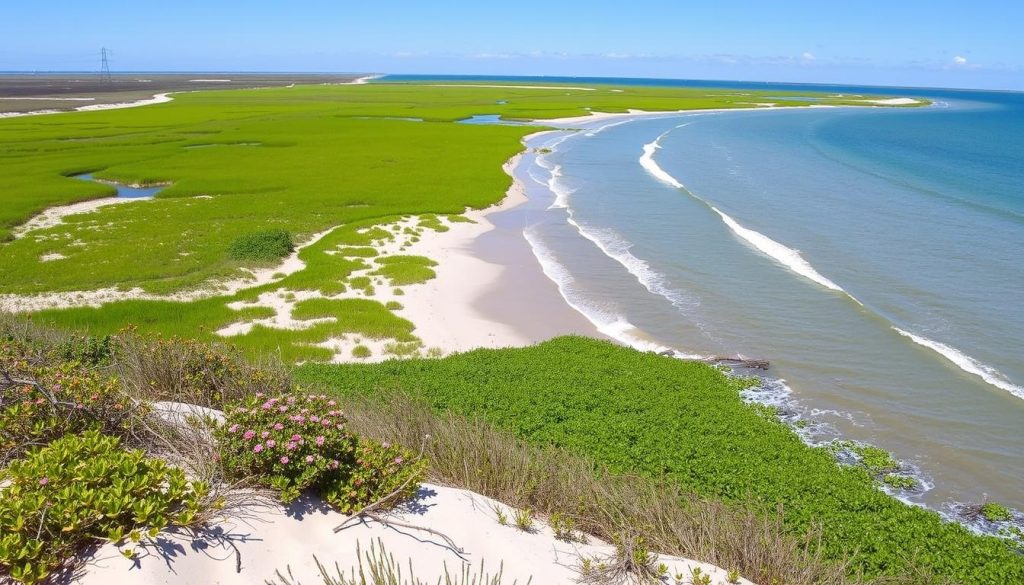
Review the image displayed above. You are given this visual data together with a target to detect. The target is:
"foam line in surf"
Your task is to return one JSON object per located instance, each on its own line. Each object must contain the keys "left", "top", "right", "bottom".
{"left": 893, "top": 327, "right": 1024, "bottom": 399}
{"left": 639, "top": 126, "right": 851, "bottom": 296}
{"left": 564, "top": 216, "right": 699, "bottom": 315}
{"left": 523, "top": 227, "right": 687, "bottom": 355}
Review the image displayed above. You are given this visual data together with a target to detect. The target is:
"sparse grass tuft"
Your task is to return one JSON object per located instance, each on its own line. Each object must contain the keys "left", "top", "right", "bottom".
{"left": 269, "top": 538, "right": 525, "bottom": 585}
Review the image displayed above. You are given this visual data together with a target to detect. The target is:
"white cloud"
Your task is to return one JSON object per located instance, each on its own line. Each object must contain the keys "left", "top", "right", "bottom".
{"left": 802, "top": 52, "right": 816, "bottom": 61}
{"left": 953, "top": 55, "right": 968, "bottom": 65}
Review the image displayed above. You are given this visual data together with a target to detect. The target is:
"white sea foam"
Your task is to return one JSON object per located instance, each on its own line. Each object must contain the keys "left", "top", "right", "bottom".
{"left": 710, "top": 207, "right": 845, "bottom": 292}
{"left": 546, "top": 165, "right": 573, "bottom": 209}
{"left": 564, "top": 216, "right": 699, "bottom": 316}
{"left": 639, "top": 126, "right": 853, "bottom": 297}
{"left": 638, "top": 126, "right": 687, "bottom": 188}
{"left": 893, "top": 327, "right": 1024, "bottom": 399}
{"left": 524, "top": 227, "right": 689, "bottom": 355}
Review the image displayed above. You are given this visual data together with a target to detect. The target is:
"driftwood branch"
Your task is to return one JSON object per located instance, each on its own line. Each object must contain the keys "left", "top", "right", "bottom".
{"left": 655, "top": 350, "right": 769, "bottom": 370}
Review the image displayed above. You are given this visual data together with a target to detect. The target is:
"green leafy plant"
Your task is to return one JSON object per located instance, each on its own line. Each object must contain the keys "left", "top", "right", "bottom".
{"left": 513, "top": 507, "right": 534, "bottom": 532}
{"left": 727, "top": 568, "right": 741, "bottom": 584}
{"left": 549, "top": 512, "right": 581, "bottom": 542}
{"left": 215, "top": 392, "right": 424, "bottom": 512}
{"left": 0, "top": 357, "right": 141, "bottom": 464}
{"left": 689, "top": 566, "right": 712, "bottom": 585}
{"left": 981, "top": 502, "right": 1013, "bottom": 522}
{"left": 882, "top": 474, "right": 917, "bottom": 490}
{"left": 227, "top": 229, "right": 294, "bottom": 262}
{"left": 0, "top": 431, "right": 205, "bottom": 584}
{"left": 352, "top": 345, "right": 372, "bottom": 359}
{"left": 491, "top": 502, "right": 509, "bottom": 526}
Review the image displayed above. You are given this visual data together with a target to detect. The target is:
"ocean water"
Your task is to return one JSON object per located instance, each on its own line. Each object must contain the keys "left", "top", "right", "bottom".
{"left": 511, "top": 86, "right": 1024, "bottom": 516}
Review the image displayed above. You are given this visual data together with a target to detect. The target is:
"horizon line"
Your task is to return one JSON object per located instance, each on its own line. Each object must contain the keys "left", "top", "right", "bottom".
{"left": 0, "top": 71, "right": 1019, "bottom": 94}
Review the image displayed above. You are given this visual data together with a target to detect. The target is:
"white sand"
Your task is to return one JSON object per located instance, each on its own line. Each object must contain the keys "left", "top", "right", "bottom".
{"left": 387, "top": 156, "right": 532, "bottom": 353}
{"left": 212, "top": 151, "right": 536, "bottom": 362}
{"left": 74, "top": 482, "right": 754, "bottom": 585}
{"left": 867, "top": 97, "right": 920, "bottom": 105}
{"left": 13, "top": 196, "right": 150, "bottom": 240}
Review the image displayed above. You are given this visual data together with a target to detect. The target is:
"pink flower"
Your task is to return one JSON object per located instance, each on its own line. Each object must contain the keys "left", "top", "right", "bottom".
{"left": 305, "top": 455, "right": 315, "bottom": 464}
{"left": 279, "top": 405, "right": 288, "bottom": 412}
{"left": 394, "top": 457, "right": 404, "bottom": 465}
{"left": 290, "top": 434, "right": 302, "bottom": 442}
{"left": 286, "top": 442, "right": 297, "bottom": 451}
{"left": 261, "top": 402, "right": 273, "bottom": 410}
{"left": 382, "top": 442, "right": 391, "bottom": 449}
{"left": 261, "top": 431, "right": 270, "bottom": 439}
{"left": 253, "top": 444, "right": 264, "bottom": 453}
{"left": 287, "top": 397, "right": 296, "bottom": 404}
{"left": 255, "top": 392, "right": 265, "bottom": 398}
{"left": 315, "top": 436, "right": 325, "bottom": 446}
{"left": 228, "top": 424, "right": 239, "bottom": 433}
{"left": 266, "top": 440, "right": 276, "bottom": 448}
{"left": 38, "top": 477, "right": 48, "bottom": 486}
{"left": 321, "top": 419, "right": 331, "bottom": 427}
{"left": 273, "top": 423, "right": 284, "bottom": 430}
{"left": 310, "top": 415, "right": 320, "bottom": 423}
{"left": 328, "top": 400, "right": 337, "bottom": 407}
{"left": 213, "top": 453, "right": 221, "bottom": 461}
{"left": 280, "top": 456, "right": 289, "bottom": 464}
{"left": 329, "top": 460, "right": 339, "bottom": 470}
{"left": 243, "top": 430, "right": 256, "bottom": 440}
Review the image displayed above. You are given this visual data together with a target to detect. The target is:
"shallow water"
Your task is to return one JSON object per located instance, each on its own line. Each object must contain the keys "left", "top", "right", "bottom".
{"left": 73, "top": 173, "right": 166, "bottom": 198}
{"left": 518, "top": 89, "right": 1024, "bottom": 515}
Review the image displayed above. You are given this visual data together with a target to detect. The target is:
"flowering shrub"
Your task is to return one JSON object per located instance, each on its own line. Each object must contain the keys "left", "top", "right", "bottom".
{"left": 215, "top": 393, "right": 424, "bottom": 512}
{"left": 1, "top": 359, "right": 141, "bottom": 463}
{"left": 0, "top": 431, "right": 206, "bottom": 584}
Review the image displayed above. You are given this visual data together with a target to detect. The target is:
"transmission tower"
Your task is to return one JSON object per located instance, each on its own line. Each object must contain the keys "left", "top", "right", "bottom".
{"left": 100, "top": 48, "right": 112, "bottom": 83}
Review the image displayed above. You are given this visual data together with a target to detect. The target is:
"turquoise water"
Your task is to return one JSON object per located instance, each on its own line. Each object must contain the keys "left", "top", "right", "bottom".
{"left": 517, "top": 89, "right": 1024, "bottom": 519}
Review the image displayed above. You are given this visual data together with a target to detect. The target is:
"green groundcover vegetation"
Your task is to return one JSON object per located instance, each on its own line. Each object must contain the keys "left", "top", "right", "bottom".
{"left": 296, "top": 336, "right": 1024, "bottom": 584}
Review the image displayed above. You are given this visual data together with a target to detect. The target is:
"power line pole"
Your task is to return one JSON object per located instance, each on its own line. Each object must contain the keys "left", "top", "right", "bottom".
{"left": 100, "top": 48, "right": 112, "bottom": 83}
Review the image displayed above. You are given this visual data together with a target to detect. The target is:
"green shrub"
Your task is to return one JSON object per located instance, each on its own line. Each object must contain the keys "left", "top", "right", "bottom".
{"left": 0, "top": 431, "right": 205, "bottom": 584}
{"left": 352, "top": 345, "right": 372, "bottom": 359}
{"left": 227, "top": 229, "right": 294, "bottom": 262}
{"left": 882, "top": 474, "right": 916, "bottom": 490}
{"left": 981, "top": 502, "right": 1013, "bottom": 522}
{"left": 1, "top": 359, "right": 140, "bottom": 464}
{"left": 215, "top": 392, "right": 424, "bottom": 512}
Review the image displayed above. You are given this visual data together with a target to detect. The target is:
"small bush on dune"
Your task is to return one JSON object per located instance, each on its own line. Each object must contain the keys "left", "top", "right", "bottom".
{"left": 111, "top": 333, "right": 290, "bottom": 409}
{"left": 0, "top": 357, "right": 142, "bottom": 466}
{"left": 227, "top": 229, "right": 294, "bottom": 262}
{"left": 0, "top": 431, "right": 206, "bottom": 584}
{"left": 215, "top": 392, "right": 424, "bottom": 511}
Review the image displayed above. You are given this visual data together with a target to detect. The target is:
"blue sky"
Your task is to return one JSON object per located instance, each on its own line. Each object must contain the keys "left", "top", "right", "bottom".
{"left": 2, "top": 0, "right": 1022, "bottom": 90}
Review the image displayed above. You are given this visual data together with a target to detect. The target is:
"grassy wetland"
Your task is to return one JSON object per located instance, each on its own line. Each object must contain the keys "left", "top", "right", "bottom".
{"left": 0, "top": 81, "right": 907, "bottom": 360}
